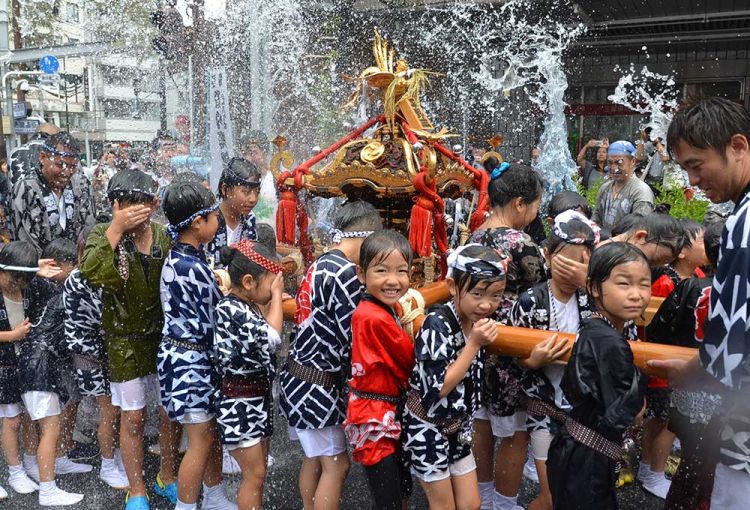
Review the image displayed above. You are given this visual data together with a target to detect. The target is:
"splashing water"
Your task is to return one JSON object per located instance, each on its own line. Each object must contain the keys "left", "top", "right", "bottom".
{"left": 473, "top": 0, "right": 584, "bottom": 198}
{"left": 607, "top": 64, "right": 679, "bottom": 143}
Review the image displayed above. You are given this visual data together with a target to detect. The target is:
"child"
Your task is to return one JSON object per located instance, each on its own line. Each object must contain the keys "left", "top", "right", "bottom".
{"left": 646, "top": 220, "right": 725, "bottom": 510}
{"left": 638, "top": 218, "right": 707, "bottom": 499}
{"left": 547, "top": 242, "right": 650, "bottom": 509}
{"left": 0, "top": 242, "right": 47, "bottom": 500}
{"left": 64, "top": 227, "right": 129, "bottom": 490}
{"left": 469, "top": 162, "right": 546, "bottom": 510}
{"left": 80, "top": 169, "right": 178, "bottom": 510}
{"left": 344, "top": 230, "right": 415, "bottom": 510}
{"left": 214, "top": 240, "right": 284, "bottom": 510}
{"left": 651, "top": 219, "right": 707, "bottom": 297}
{"left": 605, "top": 212, "right": 687, "bottom": 267}
{"left": 509, "top": 210, "right": 600, "bottom": 510}
{"left": 206, "top": 157, "right": 260, "bottom": 267}
{"left": 279, "top": 200, "right": 383, "bottom": 510}
{"left": 159, "top": 180, "right": 236, "bottom": 510}
{"left": 402, "top": 244, "right": 505, "bottom": 509}
{"left": 17, "top": 238, "right": 86, "bottom": 506}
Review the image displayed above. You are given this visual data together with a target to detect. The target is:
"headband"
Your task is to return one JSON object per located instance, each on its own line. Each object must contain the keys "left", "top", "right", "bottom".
{"left": 231, "top": 239, "right": 283, "bottom": 274}
{"left": 222, "top": 159, "right": 261, "bottom": 188}
{"left": 330, "top": 229, "right": 374, "bottom": 244}
{"left": 447, "top": 243, "right": 507, "bottom": 279}
{"left": 107, "top": 187, "right": 157, "bottom": 201}
{"left": 0, "top": 263, "right": 38, "bottom": 272}
{"left": 552, "top": 209, "right": 600, "bottom": 245}
{"left": 490, "top": 162, "right": 510, "bottom": 181}
{"left": 42, "top": 144, "right": 80, "bottom": 159}
{"left": 166, "top": 203, "right": 219, "bottom": 240}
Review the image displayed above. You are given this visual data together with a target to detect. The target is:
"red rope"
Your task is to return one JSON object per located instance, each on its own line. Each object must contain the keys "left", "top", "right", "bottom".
{"left": 411, "top": 167, "right": 449, "bottom": 278}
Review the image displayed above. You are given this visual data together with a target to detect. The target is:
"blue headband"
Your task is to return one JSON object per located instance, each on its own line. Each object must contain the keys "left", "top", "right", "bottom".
{"left": 42, "top": 144, "right": 80, "bottom": 159}
{"left": 166, "top": 203, "right": 219, "bottom": 240}
{"left": 490, "top": 162, "right": 510, "bottom": 181}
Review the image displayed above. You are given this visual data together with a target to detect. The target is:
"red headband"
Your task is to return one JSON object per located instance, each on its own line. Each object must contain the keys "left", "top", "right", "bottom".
{"left": 231, "top": 240, "right": 283, "bottom": 274}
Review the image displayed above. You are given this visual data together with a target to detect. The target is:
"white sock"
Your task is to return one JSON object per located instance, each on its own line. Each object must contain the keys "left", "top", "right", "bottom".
{"left": 9, "top": 463, "right": 24, "bottom": 476}
{"left": 175, "top": 499, "right": 197, "bottom": 510}
{"left": 23, "top": 454, "right": 37, "bottom": 465}
{"left": 39, "top": 481, "right": 55, "bottom": 495}
{"left": 101, "top": 457, "right": 115, "bottom": 470}
{"left": 492, "top": 490, "right": 518, "bottom": 510}
{"left": 479, "top": 482, "right": 494, "bottom": 510}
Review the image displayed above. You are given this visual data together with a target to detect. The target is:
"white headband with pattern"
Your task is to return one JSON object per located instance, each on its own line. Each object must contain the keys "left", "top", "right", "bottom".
{"left": 447, "top": 243, "right": 507, "bottom": 279}
{"left": 553, "top": 210, "right": 600, "bottom": 245}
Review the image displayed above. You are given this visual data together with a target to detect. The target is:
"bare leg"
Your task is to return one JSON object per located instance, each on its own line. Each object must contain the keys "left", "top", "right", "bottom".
{"left": 528, "top": 459, "right": 553, "bottom": 510}
{"left": 21, "top": 413, "right": 38, "bottom": 456}
{"left": 1, "top": 416, "right": 22, "bottom": 466}
{"left": 56, "top": 403, "right": 78, "bottom": 457}
{"left": 158, "top": 407, "right": 181, "bottom": 485}
{"left": 96, "top": 396, "right": 118, "bottom": 460}
{"left": 451, "top": 469, "right": 481, "bottom": 510}
{"left": 313, "top": 454, "right": 350, "bottom": 510}
{"left": 203, "top": 427, "right": 222, "bottom": 488}
{"left": 232, "top": 444, "right": 267, "bottom": 510}
{"left": 36, "top": 416, "right": 61, "bottom": 483}
{"left": 420, "top": 477, "right": 457, "bottom": 510}
{"left": 177, "top": 421, "right": 214, "bottom": 504}
{"left": 472, "top": 419, "right": 494, "bottom": 483}
{"left": 120, "top": 409, "right": 146, "bottom": 497}
{"left": 494, "top": 431, "right": 529, "bottom": 496}
{"left": 299, "top": 456, "right": 322, "bottom": 510}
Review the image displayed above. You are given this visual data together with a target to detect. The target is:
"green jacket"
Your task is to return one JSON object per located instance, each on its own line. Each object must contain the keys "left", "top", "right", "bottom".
{"left": 80, "top": 222, "right": 171, "bottom": 382}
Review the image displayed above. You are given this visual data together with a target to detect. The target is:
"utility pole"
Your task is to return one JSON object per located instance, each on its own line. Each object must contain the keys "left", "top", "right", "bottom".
{"left": 0, "top": 0, "right": 8, "bottom": 158}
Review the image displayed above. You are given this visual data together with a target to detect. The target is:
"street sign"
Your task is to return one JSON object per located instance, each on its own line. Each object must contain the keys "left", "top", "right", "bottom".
{"left": 39, "top": 55, "right": 60, "bottom": 74}
{"left": 14, "top": 119, "right": 40, "bottom": 134}
{"left": 12, "top": 102, "right": 29, "bottom": 120}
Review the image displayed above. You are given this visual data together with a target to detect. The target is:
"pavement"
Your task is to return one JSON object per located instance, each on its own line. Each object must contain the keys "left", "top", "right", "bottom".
{"left": 0, "top": 414, "right": 668, "bottom": 510}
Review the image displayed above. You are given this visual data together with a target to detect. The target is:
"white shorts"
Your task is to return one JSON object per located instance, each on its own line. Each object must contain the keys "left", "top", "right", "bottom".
{"left": 711, "top": 463, "right": 750, "bottom": 510}
{"left": 178, "top": 410, "right": 214, "bottom": 425}
{"left": 110, "top": 374, "right": 159, "bottom": 411}
{"left": 0, "top": 403, "right": 23, "bottom": 418}
{"left": 226, "top": 437, "right": 262, "bottom": 452}
{"left": 416, "top": 452, "right": 477, "bottom": 483}
{"left": 530, "top": 429, "right": 554, "bottom": 461}
{"left": 22, "top": 391, "right": 61, "bottom": 421}
{"left": 474, "top": 407, "right": 527, "bottom": 438}
{"left": 288, "top": 425, "right": 347, "bottom": 458}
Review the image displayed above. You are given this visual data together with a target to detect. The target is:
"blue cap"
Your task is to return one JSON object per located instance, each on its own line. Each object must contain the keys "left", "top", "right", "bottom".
{"left": 608, "top": 140, "right": 636, "bottom": 158}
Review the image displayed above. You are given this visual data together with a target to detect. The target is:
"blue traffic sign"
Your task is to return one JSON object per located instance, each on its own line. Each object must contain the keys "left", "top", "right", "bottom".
{"left": 39, "top": 55, "right": 59, "bottom": 74}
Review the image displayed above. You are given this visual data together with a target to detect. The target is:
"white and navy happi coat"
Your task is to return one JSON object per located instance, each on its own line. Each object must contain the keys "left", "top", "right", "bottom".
{"left": 509, "top": 283, "right": 593, "bottom": 431}
{"left": 205, "top": 211, "right": 257, "bottom": 267}
{"left": 0, "top": 290, "right": 29, "bottom": 405}
{"left": 214, "top": 294, "right": 281, "bottom": 446}
{"left": 700, "top": 184, "right": 750, "bottom": 475}
{"left": 279, "top": 249, "right": 362, "bottom": 430}
{"left": 63, "top": 268, "right": 108, "bottom": 398}
{"left": 158, "top": 242, "right": 222, "bottom": 422}
{"left": 403, "top": 302, "right": 482, "bottom": 478}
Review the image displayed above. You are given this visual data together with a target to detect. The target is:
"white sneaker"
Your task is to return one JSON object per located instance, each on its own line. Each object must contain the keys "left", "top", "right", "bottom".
{"left": 222, "top": 448, "right": 241, "bottom": 475}
{"left": 56, "top": 456, "right": 94, "bottom": 475}
{"left": 201, "top": 489, "right": 238, "bottom": 510}
{"left": 23, "top": 457, "right": 40, "bottom": 482}
{"left": 0, "top": 484, "right": 7, "bottom": 500}
{"left": 642, "top": 474, "right": 671, "bottom": 499}
{"left": 39, "top": 485, "right": 84, "bottom": 506}
{"left": 99, "top": 462, "right": 130, "bottom": 490}
{"left": 8, "top": 469, "right": 39, "bottom": 494}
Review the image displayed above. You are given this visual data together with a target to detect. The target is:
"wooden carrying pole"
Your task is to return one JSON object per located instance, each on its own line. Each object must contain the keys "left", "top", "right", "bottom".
{"left": 280, "top": 281, "right": 693, "bottom": 379}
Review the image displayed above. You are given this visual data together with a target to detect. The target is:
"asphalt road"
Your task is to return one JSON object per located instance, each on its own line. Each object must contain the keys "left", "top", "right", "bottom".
{"left": 0, "top": 414, "right": 667, "bottom": 510}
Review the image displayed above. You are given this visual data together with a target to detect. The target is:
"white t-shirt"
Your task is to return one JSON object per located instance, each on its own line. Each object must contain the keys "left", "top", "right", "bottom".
{"left": 547, "top": 291, "right": 581, "bottom": 410}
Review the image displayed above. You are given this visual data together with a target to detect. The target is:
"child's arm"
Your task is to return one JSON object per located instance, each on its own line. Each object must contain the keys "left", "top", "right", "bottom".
{"left": 0, "top": 318, "right": 30, "bottom": 343}
{"left": 264, "top": 273, "right": 284, "bottom": 335}
{"left": 439, "top": 318, "right": 496, "bottom": 398}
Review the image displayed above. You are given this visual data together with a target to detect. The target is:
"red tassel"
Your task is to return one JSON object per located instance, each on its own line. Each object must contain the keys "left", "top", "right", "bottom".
{"left": 276, "top": 190, "right": 297, "bottom": 245}
{"left": 410, "top": 195, "right": 434, "bottom": 257}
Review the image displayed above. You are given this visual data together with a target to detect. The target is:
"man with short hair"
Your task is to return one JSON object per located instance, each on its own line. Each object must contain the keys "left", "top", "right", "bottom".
{"left": 592, "top": 140, "right": 655, "bottom": 230}
{"left": 239, "top": 130, "right": 277, "bottom": 230}
{"left": 651, "top": 96, "right": 750, "bottom": 509}
{"left": 10, "top": 131, "right": 95, "bottom": 254}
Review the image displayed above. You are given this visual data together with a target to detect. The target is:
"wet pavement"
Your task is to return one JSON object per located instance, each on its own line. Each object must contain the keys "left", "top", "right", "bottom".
{"left": 0, "top": 415, "right": 667, "bottom": 509}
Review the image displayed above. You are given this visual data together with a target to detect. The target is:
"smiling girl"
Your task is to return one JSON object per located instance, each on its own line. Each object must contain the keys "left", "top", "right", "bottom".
{"left": 345, "top": 230, "right": 415, "bottom": 510}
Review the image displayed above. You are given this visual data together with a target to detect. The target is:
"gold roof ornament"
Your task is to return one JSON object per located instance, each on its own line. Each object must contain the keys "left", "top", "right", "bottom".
{"left": 482, "top": 134, "right": 505, "bottom": 165}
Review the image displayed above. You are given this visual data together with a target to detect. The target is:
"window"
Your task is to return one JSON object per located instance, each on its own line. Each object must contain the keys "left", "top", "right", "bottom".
{"left": 66, "top": 3, "right": 80, "bottom": 23}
